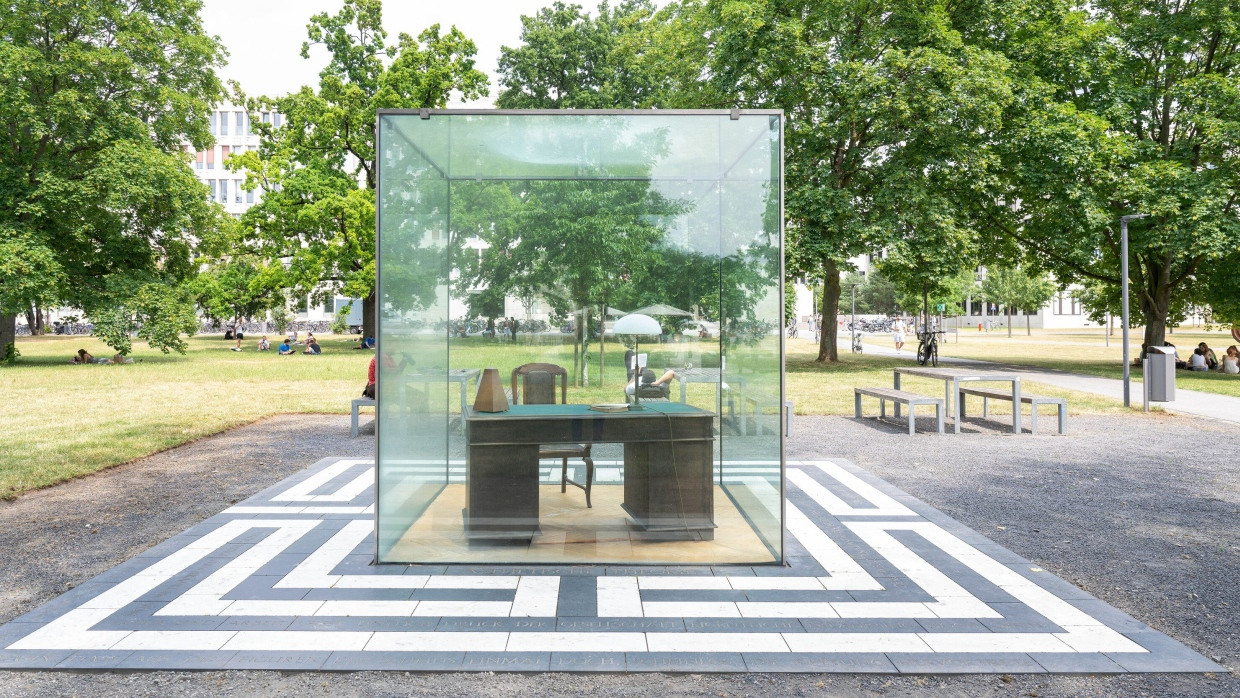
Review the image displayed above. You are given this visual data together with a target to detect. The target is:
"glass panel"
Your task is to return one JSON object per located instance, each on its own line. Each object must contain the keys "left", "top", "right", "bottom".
{"left": 376, "top": 111, "right": 783, "bottom": 565}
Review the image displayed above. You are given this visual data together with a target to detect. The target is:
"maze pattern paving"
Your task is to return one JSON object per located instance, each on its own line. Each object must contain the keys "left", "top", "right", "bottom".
{"left": 0, "top": 458, "right": 1217, "bottom": 673}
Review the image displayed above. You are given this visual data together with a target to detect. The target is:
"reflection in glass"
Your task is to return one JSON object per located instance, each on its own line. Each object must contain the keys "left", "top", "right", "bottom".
{"left": 376, "top": 112, "right": 783, "bottom": 565}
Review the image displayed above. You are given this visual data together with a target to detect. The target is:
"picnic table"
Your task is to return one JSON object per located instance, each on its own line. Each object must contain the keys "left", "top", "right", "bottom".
{"left": 893, "top": 366, "right": 1022, "bottom": 434}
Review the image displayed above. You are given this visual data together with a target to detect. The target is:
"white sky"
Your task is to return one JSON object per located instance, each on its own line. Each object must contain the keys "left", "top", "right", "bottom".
{"left": 200, "top": 0, "right": 668, "bottom": 107}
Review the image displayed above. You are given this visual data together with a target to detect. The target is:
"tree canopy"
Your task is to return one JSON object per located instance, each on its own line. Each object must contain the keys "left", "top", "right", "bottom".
{"left": 230, "top": 0, "right": 488, "bottom": 337}
{"left": 0, "top": 0, "right": 227, "bottom": 355}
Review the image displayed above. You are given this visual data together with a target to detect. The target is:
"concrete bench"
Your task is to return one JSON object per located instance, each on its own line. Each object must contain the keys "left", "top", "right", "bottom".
{"left": 351, "top": 397, "right": 375, "bottom": 437}
{"left": 854, "top": 387, "right": 944, "bottom": 435}
{"left": 958, "top": 386, "right": 1066, "bottom": 435}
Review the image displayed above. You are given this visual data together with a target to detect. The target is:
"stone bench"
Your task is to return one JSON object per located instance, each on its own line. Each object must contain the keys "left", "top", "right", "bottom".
{"left": 351, "top": 397, "right": 375, "bottom": 437}
{"left": 854, "top": 387, "right": 944, "bottom": 435}
{"left": 958, "top": 386, "right": 1067, "bottom": 435}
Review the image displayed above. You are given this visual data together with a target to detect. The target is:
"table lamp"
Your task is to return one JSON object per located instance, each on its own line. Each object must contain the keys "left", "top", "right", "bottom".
{"left": 613, "top": 312, "right": 662, "bottom": 408}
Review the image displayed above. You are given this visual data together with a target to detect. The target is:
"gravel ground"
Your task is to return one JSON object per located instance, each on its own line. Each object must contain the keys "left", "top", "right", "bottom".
{"left": 1, "top": 412, "right": 1238, "bottom": 697}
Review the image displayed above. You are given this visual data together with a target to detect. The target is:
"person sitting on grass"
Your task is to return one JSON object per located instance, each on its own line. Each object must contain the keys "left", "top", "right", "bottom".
{"left": 1198, "top": 342, "right": 1219, "bottom": 370}
{"left": 354, "top": 336, "right": 375, "bottom": 349}
{"left": 1188, "top": 347, "right": 1209, "bottom": 371}
{"left": 303, "top": 337, "right": 322, "bottom": 355}
{"left": 70, "top": 348, "right": 93, "bottom": 364}
{"left": 257, "top": 336, "right": 270, "bottom": 351}
{"left": 278, "top": 339, "right": 294, "bottom": 355}
{"left": 1222, "top": 346, "right": 1239, "bottom": 375}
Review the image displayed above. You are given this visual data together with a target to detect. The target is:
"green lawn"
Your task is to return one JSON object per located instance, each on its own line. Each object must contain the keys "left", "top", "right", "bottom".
{"left": 858, "top": 327, "right": 1240, "bottom": 398}
{"left": 2, "top": 330, "right": 1150, "bottom": 498}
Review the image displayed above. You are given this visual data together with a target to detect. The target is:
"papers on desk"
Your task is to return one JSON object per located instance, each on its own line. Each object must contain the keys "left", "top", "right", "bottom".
{"left": 589, "top": 403, "right": 631, "bottom": 413}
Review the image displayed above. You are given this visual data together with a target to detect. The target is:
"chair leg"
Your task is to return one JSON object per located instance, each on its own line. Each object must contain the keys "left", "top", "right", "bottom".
{"left": 880, "top": 398, "right": 886, "bottom": 419}
{"left": 1059, "top": 404, "right": 1067, "bottom": 435}
{"left": 561, "top": 457, "right": 568, "bottom": 493}
{"left": 855, "top": 392, "right": 862, "bottom": 418}
{"left": 937, "top": 403, "right": 944, "bottom": 433}
{"left": 908, "top": 403, "right": 916, "bottom": 435}
{"left": 584, "top": 456, "right": 594, "bottom": 508}
{"left": 1031, "top": 404, "right": 1039, "bottom": 434}
{"left": 983, "top": 397, "right": 989, "bottom": 418}
{"left": 960, "top": 393, "right": 967, "bottom": 418}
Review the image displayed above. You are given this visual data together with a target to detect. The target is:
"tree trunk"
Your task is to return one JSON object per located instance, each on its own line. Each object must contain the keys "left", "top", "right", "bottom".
{"left": 0, "top": 314, "right": 16, "bottom": 361}
{"left": 24, "top": 306, "right": 38, "bottom": 336}
{"left": 816, "top": 259, "right": 841, "bottom": 362}
{"left": 362, "top": 291, "right": 377, "bottom": 339}
{"left": 1007, "top": 307, "right": 1012, "bottom": 337}
{"left": 1026, "top": 311, "right": 1031, "bottom": 336}
{"left": 1138, "top": 273, "right": 1173, "bottom": 359}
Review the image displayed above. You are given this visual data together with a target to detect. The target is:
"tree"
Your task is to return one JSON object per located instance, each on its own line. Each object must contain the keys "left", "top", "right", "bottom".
{"left": 0, "top": 0, "right": 226, "bottom": 359}
{"left": 979, "top": 267, "right": 1056, "bottom": 336}
{"left": 704, "top": 0, "right": 1015, "bottom": 362}
{"left": 973, "top": 0, "right": 1240, "bottom": 354}
{"left": 231, "top": 0, "right": 488, "bottom": 338}
{"left": 191, "top": 258, "right": 288, "bottom": 330}
{"left": 91, "top": 282, "right": 201, "bottom": 356}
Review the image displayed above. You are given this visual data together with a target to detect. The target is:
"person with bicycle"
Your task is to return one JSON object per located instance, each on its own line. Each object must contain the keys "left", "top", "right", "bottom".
{"left": 892, "top": 317, "right": 907, "bottom": 355}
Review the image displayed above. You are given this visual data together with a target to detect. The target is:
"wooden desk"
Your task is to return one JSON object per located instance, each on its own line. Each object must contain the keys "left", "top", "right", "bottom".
{"left": 464, "top": 403, "right": 716, "bottom": 540}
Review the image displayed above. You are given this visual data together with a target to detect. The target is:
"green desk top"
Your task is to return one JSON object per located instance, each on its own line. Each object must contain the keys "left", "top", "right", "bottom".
{"left": 466, "top": 403, "right": 713, "bottom": 419}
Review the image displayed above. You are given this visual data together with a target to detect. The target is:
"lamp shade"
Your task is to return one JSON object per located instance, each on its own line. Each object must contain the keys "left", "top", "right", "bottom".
{"left": 612, "top": 313, "right": 661, "bottom": 336}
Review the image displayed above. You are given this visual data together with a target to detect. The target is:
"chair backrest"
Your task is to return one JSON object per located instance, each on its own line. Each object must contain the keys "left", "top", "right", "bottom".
{"left": 511, "top": 363, "right": 568, "bottom": 405}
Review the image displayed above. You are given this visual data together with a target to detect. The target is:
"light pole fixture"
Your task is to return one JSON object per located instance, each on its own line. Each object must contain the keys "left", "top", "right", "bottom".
{"left": 850, "top": 284, "right": 859, "bottom": 353}
{"left": 1120, "top": 213, "right": 1148, "bottom": 407}
{"left": 613, "top": 312, "right": 662, "bottom": 408}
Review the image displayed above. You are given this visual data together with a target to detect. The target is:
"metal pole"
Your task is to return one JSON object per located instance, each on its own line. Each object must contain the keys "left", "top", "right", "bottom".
{"left": 1121, "top": 217, "right": 1130, "bottom": 406}
{"left": 850, "top": 284, "right": 857, "bottom": 353}
{"left": 1120, "top": 213, "right": 1148, "bottom": 408}
{"left": 1143, "top": 357, "right": 1150, "bottom": 413}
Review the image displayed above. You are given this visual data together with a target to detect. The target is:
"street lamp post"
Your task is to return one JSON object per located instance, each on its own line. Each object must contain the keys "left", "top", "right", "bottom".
{"left": 850, "top": 284, "right": 858, "bottom": 353}
{"left": 1120, "top": 213, "right": 1148, "bottom": 407}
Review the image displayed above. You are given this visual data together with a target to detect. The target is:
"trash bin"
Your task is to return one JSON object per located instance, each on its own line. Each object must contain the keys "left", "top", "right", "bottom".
{"left": 1145, "top": 345, "right": 1176, "bottom": 402}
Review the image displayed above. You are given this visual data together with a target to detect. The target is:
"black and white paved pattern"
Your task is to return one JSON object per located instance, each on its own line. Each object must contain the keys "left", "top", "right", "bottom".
{"left": 0, "top": 458, "right": 1218, "bottom": 673}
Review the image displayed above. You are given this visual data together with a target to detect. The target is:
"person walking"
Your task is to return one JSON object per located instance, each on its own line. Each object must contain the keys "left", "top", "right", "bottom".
{"left": 892, "top": 317, "right": 907, "bottom": 355}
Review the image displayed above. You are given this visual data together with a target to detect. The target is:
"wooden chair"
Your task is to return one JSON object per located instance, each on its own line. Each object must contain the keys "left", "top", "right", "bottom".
{"left": 511, "top": 363, "right": 595, "bottom": 507}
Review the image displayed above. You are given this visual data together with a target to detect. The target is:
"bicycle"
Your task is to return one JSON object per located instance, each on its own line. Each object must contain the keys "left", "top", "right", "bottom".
{"left": 786, "top": 322, "right": 798, "bottom": 339}
{"left": 851, "top": 331, "right": 863, "bottom": 353}
{"left": 915, "top": 330, "right": 940, "bottom": 367}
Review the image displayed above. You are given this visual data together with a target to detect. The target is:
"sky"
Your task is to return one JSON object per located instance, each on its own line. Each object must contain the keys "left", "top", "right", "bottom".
{"left": 199, "top": 0, "right": 666, "bottom": 108}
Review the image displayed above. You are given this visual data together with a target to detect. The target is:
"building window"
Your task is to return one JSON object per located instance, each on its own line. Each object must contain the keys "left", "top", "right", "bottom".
{"left": 220, "top": 145, "right": 230, "bottom": 159}
{"left": 246, "top": 188, "right": 255, "bottom": 204}
{"left": 235, "top": 180, "right": 243, "bottom": 203}
{"left": 209, "top": 111, "right": 216, "bottom": 135}
{"left": 261, "top": 111, "right": 270, "bottom": 125}
{"left": 206, "top": 147, "right": 215, "bottom": 170}
{"left": 218, "top": 179, "right": 228, "bottom": 203}
{"left": 208, "top": 179, "right": 216, "bottom": 199}
{"left": 273, "top": 113, "right": 282, "bottom": 128}
{"left": 195, "top": 151, "right": 204, "bottom": 170}
{"left": 236, "top": 111, "right": 245, "bottom": 136}
{"left": 219, "top": 111, "right": 228, "bottom": 136}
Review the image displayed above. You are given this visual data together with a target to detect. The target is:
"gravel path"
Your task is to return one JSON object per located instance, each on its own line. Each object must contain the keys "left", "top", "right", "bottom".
{"left": 1, "top": 412, "right": 1238, "bottom": 697}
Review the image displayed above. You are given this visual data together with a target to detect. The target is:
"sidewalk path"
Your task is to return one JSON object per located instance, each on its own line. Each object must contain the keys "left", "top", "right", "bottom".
{"left": 848, "top": 335, "right": 1240, "bottom": 424}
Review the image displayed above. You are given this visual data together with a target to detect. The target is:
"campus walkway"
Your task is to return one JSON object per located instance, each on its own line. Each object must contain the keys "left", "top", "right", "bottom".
{"left": 853, "top": 337, "right": 1240, "bottom": 424}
